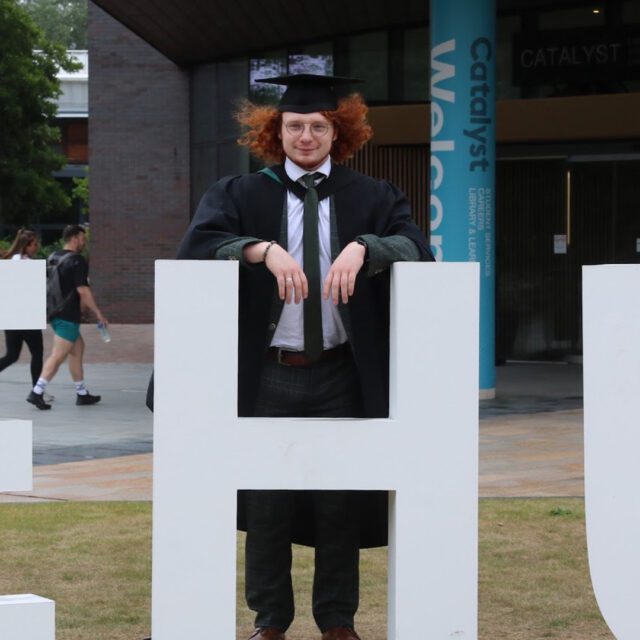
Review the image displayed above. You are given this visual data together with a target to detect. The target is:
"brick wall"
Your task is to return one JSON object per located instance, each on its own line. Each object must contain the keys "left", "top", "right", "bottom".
{"left": 88, "top": 2, "right": 190, "bottom": 322}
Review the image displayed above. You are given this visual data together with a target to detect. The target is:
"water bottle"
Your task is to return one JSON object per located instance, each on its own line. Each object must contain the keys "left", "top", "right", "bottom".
{"left": 97, "top": 322, "right": 111, "bottom": 343}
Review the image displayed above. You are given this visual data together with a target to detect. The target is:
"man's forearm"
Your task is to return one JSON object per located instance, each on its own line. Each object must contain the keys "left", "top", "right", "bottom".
{"left": 357, "top": 234, "right": 421, "bottom": 276}
{"left": 77, "top": 286, "right": 106, "bottom": 322}
{"left": 213, "top": 237, "right": 263, "bottom": 266}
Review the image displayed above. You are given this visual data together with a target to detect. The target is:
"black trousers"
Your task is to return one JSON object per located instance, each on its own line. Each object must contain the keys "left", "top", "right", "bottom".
{"left": 246, "top": 349, "right": 363, "bottom": 632}
{"left": 0, "top": 330, "right": 43, "bottom": 386}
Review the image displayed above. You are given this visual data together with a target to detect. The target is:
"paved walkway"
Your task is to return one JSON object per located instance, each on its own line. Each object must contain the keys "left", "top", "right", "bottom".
{"left": 0, "top": 325, "right": 585, "bottom": 502}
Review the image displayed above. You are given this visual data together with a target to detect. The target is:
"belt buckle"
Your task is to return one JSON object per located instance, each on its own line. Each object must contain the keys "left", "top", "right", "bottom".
{"left": 276, "top": 348, "right": 291, "bottom": 366}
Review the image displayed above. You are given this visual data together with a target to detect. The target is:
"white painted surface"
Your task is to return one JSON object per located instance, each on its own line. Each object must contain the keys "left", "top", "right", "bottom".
{"left": 0, "top": 260, "right": 46, "bottom": 329}
{"left": 0, "top": 264, "right": 50, "bottom": 640}
{"left": 152, "top": 260, "right": 479, "bottom": 639}
{"left": 0, "top": 594, "right": 55, "bottom": 640}
{"left": 0, "top": 262, "right": 42, "bottom": 490}
{"left": 0, "top": 421, "right": 32, "bottom": 491}
{"left": 583, "top": 264, "right": 640, "bottom": 639}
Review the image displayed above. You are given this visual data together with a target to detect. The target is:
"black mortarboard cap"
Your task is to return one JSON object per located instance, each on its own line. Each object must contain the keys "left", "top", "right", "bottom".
{"left": 255, "top": 74, "right": 361, "bottom": 113}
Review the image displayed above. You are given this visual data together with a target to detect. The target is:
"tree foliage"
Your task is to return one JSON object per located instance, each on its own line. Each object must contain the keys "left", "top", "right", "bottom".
{"left": 19, "top": 0, "right": 87, "bottom": 49}
{"left": 0, "top": 0, "right": 80, "bottom": 225}
{"left": 72, "top": 171, "right": 89, "bottom": 218}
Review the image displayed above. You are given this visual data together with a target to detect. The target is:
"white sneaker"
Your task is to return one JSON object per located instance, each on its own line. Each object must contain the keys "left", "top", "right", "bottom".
{"left": 43, "top": 393, "right": 54, "bottom": 403}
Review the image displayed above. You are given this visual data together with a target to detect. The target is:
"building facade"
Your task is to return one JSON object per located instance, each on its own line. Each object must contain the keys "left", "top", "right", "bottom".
{"left": 53, "top": 50, "right": 89, "bottom": 241}
{"left": 88, "top": 0, "right": 640, "bottom": 360}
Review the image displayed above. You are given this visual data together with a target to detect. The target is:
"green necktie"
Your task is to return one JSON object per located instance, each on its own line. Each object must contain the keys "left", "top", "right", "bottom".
{"left": 302, "top": 172, "right": 324, "bottom": 361}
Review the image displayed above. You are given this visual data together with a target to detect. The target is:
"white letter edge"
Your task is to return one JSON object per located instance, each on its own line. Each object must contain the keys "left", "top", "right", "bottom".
{"left": 0, "top": 595, "right": 55, "bottom": 640}
{"left": 152, "top": 260, "right": 479, "bottom": 639}
{"left": 0, "top": 261, "right": 53, "bottom": 640}
{"left": 0, "top": 421, "right": 32, "bottom": 491}
{"left": 0, "top": 260, "right": 44, "bottom": 492}
{"left": 583, "top": 264, "right": 640, "bottom": 639}
{"left": 0, "top": 260, "right": 46, "bottom": 330}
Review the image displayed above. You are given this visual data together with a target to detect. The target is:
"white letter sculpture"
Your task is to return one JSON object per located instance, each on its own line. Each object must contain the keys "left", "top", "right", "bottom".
{"left": 583, "top": 264, "right": 640, "bottom": 639}
{"left": 152, "top": 261, "right": 479, "bottom": 639}
{"left": 0, "top": 260, "right": 55, "bottom": 640}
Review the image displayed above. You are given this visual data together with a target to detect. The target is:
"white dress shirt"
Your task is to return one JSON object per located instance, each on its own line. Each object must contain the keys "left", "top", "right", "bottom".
{"left": 271, "top": 156, "right": 348, "bottom": 351}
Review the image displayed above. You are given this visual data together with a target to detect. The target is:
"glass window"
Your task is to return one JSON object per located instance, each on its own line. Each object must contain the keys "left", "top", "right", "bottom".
{"left": 623, "top": 0, "right": 640, "bottom": 23}
{"left": 348, "top": 31, "right": 388, "bottom": 102}
{"left": 249, "top": 51, "right": 287, "bottom": 104}
{"left": 403, "top": 27, "right": 429, "bottom": 102}
{"left": 62, "top": 120, "right": 88, "bottom": 164}
{"left": 289, "top": 42, "right": 333, "bottom": 75}
{"left": 497, "top": 14, "right": 522, "bottom": 100}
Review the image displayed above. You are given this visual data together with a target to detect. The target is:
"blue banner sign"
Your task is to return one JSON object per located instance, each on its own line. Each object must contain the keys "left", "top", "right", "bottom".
{"left": 430, "top": 0, "right": 496, "bottom": 395}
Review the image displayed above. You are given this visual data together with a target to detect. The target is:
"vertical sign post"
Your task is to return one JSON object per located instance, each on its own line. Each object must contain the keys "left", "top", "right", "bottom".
{"left": 430, "top": 0, "right": 496, "bottom": 397}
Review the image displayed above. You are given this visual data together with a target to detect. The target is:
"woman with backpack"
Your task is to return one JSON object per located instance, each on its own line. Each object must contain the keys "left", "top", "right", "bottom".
{"left": 0, "top": 228, "right": 52, "bottom": 401}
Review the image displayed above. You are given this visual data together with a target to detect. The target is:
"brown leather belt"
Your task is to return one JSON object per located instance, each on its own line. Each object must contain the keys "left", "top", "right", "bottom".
{"left": 266, "top": 343, "right": 350, "bottom": 368}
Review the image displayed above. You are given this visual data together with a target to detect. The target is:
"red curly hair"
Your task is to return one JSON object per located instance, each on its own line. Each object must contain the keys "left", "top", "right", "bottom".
{"left": 235, "top": 94, "right": 373, "bottom": 165}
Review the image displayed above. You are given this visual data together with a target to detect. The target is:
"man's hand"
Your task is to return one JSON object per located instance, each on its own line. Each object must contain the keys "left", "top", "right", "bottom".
{"left": 323, "top": 241, "right": 366, "bottom": 305}
{"left": 244, "top": 241, "right": 308, "bottom": 303}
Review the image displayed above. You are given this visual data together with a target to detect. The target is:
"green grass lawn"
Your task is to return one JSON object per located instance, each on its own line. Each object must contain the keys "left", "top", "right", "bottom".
{"left": 0, "top": 498, "right": 614, "bottom": 639}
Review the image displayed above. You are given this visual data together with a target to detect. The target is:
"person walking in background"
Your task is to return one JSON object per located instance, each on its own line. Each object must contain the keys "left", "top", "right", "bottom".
{"left": 0, "top": 228, "right": 53, "bottom": 401}
{"left": 26, "top": 224, "right": 108, "bottom": 410}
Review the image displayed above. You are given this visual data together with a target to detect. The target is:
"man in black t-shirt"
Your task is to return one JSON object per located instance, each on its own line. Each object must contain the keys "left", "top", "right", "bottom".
{"left": 27, "top": 225, "right": 109, "bottom": 410}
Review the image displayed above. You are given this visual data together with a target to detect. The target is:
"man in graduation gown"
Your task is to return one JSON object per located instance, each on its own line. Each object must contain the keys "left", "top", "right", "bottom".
{"left": 177, "top": 74, "right": 433, "bottom": 640}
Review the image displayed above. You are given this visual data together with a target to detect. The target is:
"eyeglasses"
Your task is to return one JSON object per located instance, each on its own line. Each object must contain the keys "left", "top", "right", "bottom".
{"left": 283, "top": 121, "right": 331, "bottom": 137}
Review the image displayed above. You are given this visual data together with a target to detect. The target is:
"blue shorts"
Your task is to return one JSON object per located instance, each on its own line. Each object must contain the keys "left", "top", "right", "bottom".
{"left": 51, "top": 318, "right": 81, "bottom": 343}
